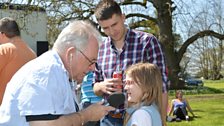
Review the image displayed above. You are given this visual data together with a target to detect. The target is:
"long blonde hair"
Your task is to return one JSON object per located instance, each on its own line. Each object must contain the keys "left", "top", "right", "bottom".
{"left": 124, "top": 62, "right": 164, "bottom": 124}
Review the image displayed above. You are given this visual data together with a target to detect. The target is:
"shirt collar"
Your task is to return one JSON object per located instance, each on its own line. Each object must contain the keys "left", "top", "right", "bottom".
{"left": 109, "top": 28, "right": 131, "bottom": 51}
{"left": 51, "top": 49, "right": 69, "bottom": 77}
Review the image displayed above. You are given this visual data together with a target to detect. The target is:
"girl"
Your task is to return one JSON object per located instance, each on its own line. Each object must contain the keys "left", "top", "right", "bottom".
{"left": 168, "top": 90, "right": 195, "bottom": 121}
{"left": 123, "top": 63, "right": 164, "bottom": 126}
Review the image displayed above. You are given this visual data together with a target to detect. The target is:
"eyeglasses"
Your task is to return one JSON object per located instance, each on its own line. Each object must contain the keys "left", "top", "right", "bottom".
{"left": 77, "top": 48, "right": 96, "bottom": 67}
{"left": 124, "top": 79, "right": 134, "bottom": 85}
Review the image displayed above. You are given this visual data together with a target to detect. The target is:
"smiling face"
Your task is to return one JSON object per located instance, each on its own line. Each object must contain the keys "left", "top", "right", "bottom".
{"left": 176, "top": 90, "right": 184, "bottom": 100}
{"left": 124, "top": 74, "right": 143, "bottom": 104}
{"left": 98, "top": 14, "right": 126, "bottom": 43}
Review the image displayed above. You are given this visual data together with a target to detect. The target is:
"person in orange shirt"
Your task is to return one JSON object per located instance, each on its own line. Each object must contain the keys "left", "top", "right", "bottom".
{"left": 0, "top": 17, "right": 37, "bottom": 105}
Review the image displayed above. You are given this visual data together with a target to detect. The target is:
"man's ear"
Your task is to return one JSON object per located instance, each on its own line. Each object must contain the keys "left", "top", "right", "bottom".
{"left": 121, "top": 14, "right": 126, "bottom": 22}
{"left": 70, "top": 52, "right": 73, "bottom": 59}
{"left": 66, "top": 47, "right": 75, "bottom": 63}
{"left": 69, "top": 53, "right": 73, "bottom": 65}
{"left": 0, "top": 33, "right": 8, "bottom": 43}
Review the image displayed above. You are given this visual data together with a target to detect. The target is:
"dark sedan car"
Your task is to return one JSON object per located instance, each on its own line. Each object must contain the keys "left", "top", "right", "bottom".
{"left": 185, "top": 78, "right": 204, "bottom": 87}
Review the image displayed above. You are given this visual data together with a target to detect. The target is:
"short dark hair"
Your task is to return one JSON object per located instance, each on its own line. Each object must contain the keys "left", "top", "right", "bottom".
{"left": 94, "top": 0, "right": 122, "bottom": 21}
{"left": 0, "top": 17, "right": 20, "bottom": 38}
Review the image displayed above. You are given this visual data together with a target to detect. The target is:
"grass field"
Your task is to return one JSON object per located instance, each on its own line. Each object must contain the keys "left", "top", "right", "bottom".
{"left": 167, "top": 80, "right": 224, "bottom": 126}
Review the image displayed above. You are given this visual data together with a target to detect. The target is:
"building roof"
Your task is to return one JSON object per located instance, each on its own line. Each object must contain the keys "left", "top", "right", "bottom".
{"left": 0, "top": 3, "right": 45, "bottom": 12}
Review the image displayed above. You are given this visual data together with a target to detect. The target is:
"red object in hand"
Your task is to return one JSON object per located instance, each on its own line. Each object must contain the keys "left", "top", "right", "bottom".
{"left": 113, "top": 71, "right": 123, "bottom": 89}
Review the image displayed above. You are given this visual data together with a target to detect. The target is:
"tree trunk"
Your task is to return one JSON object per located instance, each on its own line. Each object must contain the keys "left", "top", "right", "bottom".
{"left": 154, "top": 0, "right": 185, "bottom": 89}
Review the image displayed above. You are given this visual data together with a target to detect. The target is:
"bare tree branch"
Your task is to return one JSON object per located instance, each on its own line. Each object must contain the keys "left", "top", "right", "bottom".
{"left": 125, "top": 13, "right": 157, "bottom": 24}
{"left": 128, "top": 19, "right": 157, "bottom": 29}
{"left": 178, "top": 30, "right": 224, "bottom": 63}
{"left": 121, "top": 1, "right": 147, "bottom": 8}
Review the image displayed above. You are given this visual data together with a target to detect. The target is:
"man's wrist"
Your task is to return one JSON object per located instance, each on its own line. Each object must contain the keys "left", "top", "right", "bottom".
{"left": 94, "top": 82, "right": 103, "bottom": 96}
{"left": 77, "top": 112, "right": 85, "bottom": 125}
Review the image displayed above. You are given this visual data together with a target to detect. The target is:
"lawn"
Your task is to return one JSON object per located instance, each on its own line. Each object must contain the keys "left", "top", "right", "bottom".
{"left": 167, "top": 80, "right": 224, "bottom": 126}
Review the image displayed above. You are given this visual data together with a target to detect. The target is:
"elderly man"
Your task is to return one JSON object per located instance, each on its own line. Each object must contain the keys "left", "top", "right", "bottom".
{"left": 0, "top": 20, "right": 114, "bottom": 126}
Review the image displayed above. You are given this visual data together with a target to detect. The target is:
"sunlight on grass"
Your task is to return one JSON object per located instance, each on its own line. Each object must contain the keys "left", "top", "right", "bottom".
{"left": 168, "top": 80, "right": 224, "bottom": 126}
{"left": 168, "top": 94, "right": 224, "bottom": 126}
{"left": 204, "top": 80, "right": 224, "bottom": 91}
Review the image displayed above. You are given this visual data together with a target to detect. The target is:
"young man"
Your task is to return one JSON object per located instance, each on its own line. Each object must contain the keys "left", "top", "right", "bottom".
{"left": 93, "top": 0, "right": 168, "bottom": 125}
{"left": 0, "top": 20, "right": 114, "bottom": 126}
{"left": 0, "top": 17, "right": 37, "bottom": 105}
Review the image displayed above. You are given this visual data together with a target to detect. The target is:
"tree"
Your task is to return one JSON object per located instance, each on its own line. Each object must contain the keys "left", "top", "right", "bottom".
{"left": 184, "top": 0, "right": 224, "bottom": 80}
{"left": 152, "top": 0, "right": 224, "bottom": 88}
{"left": 6, "top": 0, "right": 224, "bottom": 89}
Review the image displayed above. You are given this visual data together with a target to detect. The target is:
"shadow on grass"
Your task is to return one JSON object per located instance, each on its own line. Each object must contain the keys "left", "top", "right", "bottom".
{"left": 190, "top": 116, "right": 202, "bottom": 121}
{"left": 170, "top": 86, "right": 224, "bottom": 95}
{"left": 168, "top": 116, "right": 202, "bottom": 122}
{"left": 192, "top": 109, "right": 204, "bottom": 112}
{"left": 201, "top": 86, "right": 224, "bottom": 93}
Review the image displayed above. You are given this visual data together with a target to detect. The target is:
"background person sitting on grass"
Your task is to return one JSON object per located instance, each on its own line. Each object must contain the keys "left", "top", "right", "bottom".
{"left": 168, "top": 90, "right": 196, "bottom": 121}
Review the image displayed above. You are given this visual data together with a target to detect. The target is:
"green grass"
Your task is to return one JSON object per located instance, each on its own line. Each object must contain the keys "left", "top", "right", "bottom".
{"left": 204, "top": 80, "right": 224, "bottom": 92}
{"left": 167, "top": 80, "right": 224, "bottom": 126}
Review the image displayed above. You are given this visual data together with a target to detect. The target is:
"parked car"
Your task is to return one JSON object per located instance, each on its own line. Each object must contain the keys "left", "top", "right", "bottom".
{"left": 185, "top": 78, "right": 204, "bottom": 87}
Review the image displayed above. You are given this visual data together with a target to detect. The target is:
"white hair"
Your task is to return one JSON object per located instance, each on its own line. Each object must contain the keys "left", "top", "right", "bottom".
{"left": 53, "top": 20, "right": 101, "bottom": 54}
